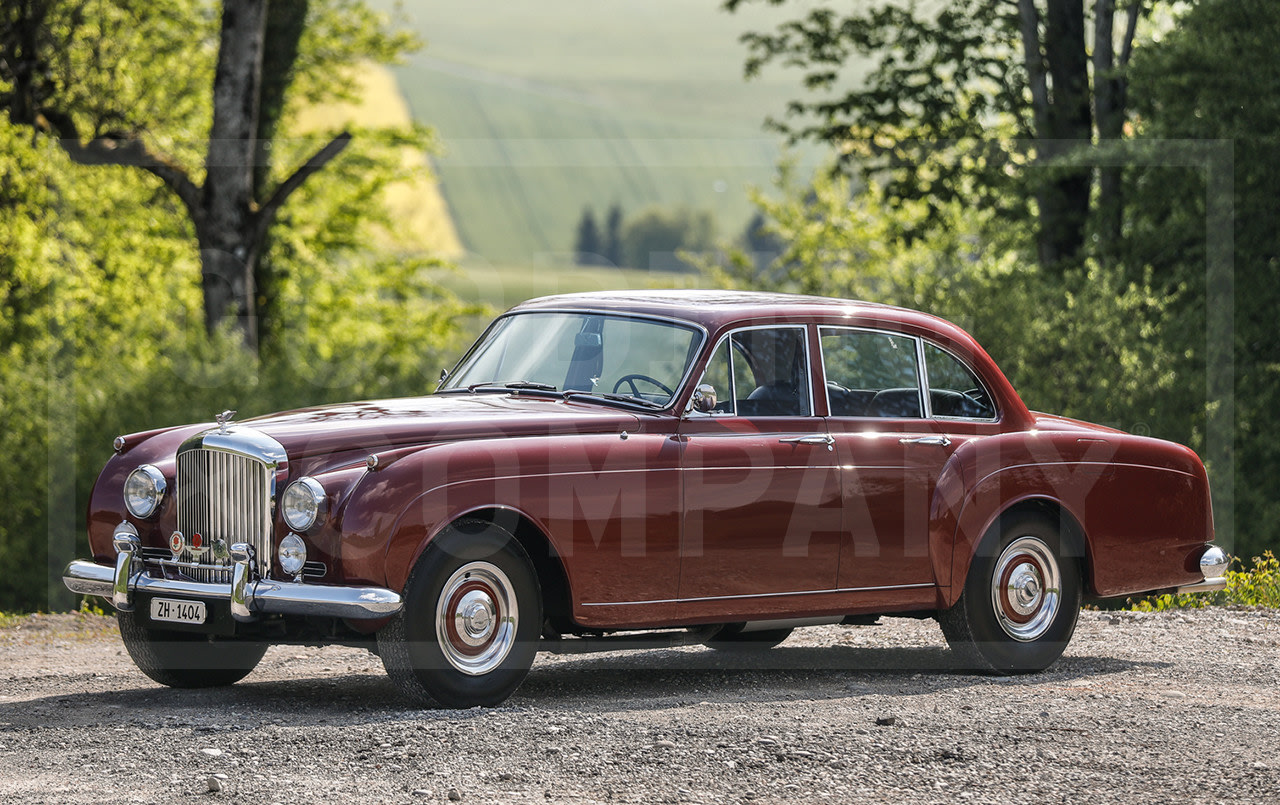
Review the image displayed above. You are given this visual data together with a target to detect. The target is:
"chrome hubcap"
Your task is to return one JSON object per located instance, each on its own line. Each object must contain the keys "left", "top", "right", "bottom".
{"left": 991, "top": 536, "right": 1061, "bottom": 642}
{"left": 435, "top": 562, "right": 519, "bottom": 676}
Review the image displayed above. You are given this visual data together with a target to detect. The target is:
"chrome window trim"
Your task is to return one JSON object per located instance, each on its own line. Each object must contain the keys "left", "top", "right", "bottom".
{"left": 816, "top": 325, "right": 926, "bottom": 420}
{"left": 437, "top": 307, "right": 709, "bottom": 414}
{"left": 687, "top": 323, "right": 814, "bottom": 419}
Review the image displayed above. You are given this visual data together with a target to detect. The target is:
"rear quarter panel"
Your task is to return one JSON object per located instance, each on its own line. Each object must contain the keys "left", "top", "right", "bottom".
{"left": 940, "top": 429, "right": 1212, "bottom": 604}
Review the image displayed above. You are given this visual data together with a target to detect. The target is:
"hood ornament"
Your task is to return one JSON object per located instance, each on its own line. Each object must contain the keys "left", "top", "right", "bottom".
{"left": 215, "top": 409, "right": 237, "bottom": 433}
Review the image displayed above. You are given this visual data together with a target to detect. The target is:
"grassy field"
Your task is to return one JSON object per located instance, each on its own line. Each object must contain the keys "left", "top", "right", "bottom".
{"left": 292, "top": 62, "right": 464, "bottom": 257}
{"left": 373, "top": 0, "right": 829, "bottom": 265}
{"left": 434, "top": 260, "right": 709, "bottom": 312}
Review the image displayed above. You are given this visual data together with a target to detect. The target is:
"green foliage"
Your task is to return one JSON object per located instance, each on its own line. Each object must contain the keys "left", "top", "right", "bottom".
{"left": 574, "top": 207, "right": 604, "bottom": 266}
{"left": 621, "top": 206, "right": 717, "bottom": 271}
{"left": 1128, "top": 552, "right": 1280, "bottom": 611}
{"left": 0, "top": 1, "right": 473, "bottom": 613}
{"left": 1126, "top": 0, "right": 1280, "bottom": 561}
{"left": 699, "top": 166, "right": 1181, "bottom": 433}
{"left": 727, "top": 0, "right": 1029, "bottom": 225}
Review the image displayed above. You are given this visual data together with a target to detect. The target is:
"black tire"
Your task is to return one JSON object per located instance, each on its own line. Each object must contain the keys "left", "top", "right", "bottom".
{"left": 704, "top": 623, "right": 793, "bottom": 651}
{"left": 377, "top": 520, "right": 542, "bottom": 708}
{"left": 938, "top": 513, "right": 1082, "bottom": 673}
{"left": 116, "top": 610, "right": 267, "bottom": 688}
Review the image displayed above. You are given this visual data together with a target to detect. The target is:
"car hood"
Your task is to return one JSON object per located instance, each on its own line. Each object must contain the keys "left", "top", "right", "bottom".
{"left": 235, "top": 393, "right": 645, "bottom": 461}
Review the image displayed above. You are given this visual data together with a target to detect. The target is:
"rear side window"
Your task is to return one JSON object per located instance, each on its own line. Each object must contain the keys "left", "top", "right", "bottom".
{"left": 819, "top": 328, "right": 922, "bottom": 418}
{"left": 923, "top": 343, "right": 997, "bottom": 419}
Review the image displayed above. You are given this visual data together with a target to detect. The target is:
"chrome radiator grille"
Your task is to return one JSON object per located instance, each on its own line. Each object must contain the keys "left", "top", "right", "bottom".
{"left": 176, "top": 448, "right": 273, "bottom": 582}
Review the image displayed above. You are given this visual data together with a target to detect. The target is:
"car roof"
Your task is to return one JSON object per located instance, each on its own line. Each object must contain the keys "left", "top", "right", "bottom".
{"left": 510, "top": 289, "right": 961, "bottom": 340}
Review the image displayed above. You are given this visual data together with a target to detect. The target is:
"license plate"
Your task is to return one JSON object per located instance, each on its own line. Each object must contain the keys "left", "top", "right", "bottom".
{"left": 149, "top": 598, "right": 207, "bottom": 625}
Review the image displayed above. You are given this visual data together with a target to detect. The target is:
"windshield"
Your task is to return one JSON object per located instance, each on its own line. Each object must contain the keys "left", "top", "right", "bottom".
{"left": 440, "top": 311, "right": 702, "bottom": 408}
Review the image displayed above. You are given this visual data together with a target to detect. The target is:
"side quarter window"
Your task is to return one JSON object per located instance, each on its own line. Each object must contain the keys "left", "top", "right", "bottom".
{"left": 819, "top": 328, "right": 923, "bottom": 418}
{"left": 923, "top": 343, "right": 998, "bottom": 419}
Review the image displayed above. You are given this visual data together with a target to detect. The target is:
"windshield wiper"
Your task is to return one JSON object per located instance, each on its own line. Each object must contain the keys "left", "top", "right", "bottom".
{"left": 436, "top": 381, "right": 559, "bottom": 395}
{"left": 563, "top": 391, "right": 665, "bottom": 409}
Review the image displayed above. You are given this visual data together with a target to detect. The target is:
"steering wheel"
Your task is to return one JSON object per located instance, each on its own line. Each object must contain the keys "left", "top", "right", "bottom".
{"left": 612, "top": 373, "right": 674, "bottom": 398}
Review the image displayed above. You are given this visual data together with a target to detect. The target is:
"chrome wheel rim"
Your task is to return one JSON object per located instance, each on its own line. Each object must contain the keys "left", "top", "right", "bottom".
{"left": 990, "top": 536, "right": 1061, "bottom": 642}
{"left": 435, "top": 562, "right": 519, "bottom": 675}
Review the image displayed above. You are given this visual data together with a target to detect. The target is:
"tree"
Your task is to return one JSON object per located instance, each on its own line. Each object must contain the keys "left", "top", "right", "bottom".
{"left": 604, "top": 203, "right": 624, "bottom": 267}
{"left": 0, "top": 0, "right": 416, "bottom": 350}
{"left": 573, "top": 206, "right": 603, "bottom": 266}
{"left": 1127, "top": 0, "right": 1280, "bottom": 559}
{"left": 725, "top": 0, "right": 1153, "bottom": 270}
{"left": 620, "top": 206, "right": 717, "bottom": 271}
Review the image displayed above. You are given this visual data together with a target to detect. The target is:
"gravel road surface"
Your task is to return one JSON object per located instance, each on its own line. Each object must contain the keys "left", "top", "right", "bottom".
{"left": 2, "top": 608, "right": 1277, "bottom": 804}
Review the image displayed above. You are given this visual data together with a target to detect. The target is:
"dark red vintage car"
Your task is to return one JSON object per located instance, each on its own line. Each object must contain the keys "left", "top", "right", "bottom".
{"left": 65, "top": 291, "right": 1225, "bottom": 706}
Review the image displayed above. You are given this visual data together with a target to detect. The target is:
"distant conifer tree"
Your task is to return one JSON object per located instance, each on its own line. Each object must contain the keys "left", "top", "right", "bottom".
{"left": 574, "top": 207, "right": 603, "bottom": 265}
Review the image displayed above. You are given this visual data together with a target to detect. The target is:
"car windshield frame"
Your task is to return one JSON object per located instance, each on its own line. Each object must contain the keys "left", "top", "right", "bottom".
{"left": 437, "top": 308, "right": 708, "bottom": 412}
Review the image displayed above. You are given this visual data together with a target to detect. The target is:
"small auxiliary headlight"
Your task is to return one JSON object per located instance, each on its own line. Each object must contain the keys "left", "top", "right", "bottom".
{"left": 278, "top": 533, "right": 308, "bottom": 577}
{"left": 123, "top": 464, "right": 166, "bottom": 519}
{"left": 281, "top": 477, "right": 326, "bottom": 532}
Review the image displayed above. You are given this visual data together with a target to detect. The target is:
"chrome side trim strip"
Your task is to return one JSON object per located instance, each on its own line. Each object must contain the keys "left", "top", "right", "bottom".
{"left": 61, "top": 560, "right": 402, "bottom": 620}
{"left": 581, "top": 582, "right": 935, "bottom": 607}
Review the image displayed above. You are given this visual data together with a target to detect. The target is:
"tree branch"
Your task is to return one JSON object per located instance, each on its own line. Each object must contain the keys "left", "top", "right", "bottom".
{"left": 1117, "top": 0, "right": 1143, "bottom": 68}
{"left": 252, "top": 131, "right": 352, "bottom": 242}
{"left": 35, "top": 108, "right": 202, "bottom": 221}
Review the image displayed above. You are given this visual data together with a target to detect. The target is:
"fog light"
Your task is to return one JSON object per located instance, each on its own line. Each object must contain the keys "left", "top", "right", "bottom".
{"left": 278, "top": 533, "right": 307, "bottom": 577}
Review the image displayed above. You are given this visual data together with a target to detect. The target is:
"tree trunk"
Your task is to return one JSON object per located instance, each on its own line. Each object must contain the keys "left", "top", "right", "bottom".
{"left": 1036, "top": 0, "right": 1093, "bottom": 271}
{"left": 199, "top": 0, "right": 269, "bottom": 349}
{"left": 253, "top": 0, "right": 310, "bottom": 352}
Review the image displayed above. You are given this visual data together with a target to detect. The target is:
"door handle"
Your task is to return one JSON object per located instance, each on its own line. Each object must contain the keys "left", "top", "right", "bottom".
{"left": 899, "top": 435, "right": 952, "bottom": 447}
{"left": 780, "top": 434, "right": 835, "bottom": 451}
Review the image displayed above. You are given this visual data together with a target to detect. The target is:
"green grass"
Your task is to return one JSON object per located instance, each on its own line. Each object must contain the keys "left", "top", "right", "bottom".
{"left": 374, "top": 0, "right": 832, "bottom": 265}
{"left": 435, "top": 260, "right": 709, "bottom": 311}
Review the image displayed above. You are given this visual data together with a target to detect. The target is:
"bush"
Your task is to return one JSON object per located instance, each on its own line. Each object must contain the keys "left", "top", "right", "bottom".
{"left": 1127, "top": 551, "right": 1280, "bottom": 611}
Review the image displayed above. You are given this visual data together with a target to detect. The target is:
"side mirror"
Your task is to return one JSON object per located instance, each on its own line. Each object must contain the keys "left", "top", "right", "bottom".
{"left": 690, "top": 384, "right": 718, "bottom": 414}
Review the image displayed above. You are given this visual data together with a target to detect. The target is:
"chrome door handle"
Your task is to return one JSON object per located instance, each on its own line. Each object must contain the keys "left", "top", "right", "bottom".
{"left": 899, "top": 435, "right": 952, "bottom": 447}
{"left": 780, "top": 434, "right": 835, "bottom": 451}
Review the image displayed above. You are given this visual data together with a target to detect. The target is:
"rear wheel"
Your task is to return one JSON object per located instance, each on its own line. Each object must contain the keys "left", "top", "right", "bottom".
{"left": 117, "top": 610, "right": 267, "bottom": 688}
{"left": 704, "top": 623, "right": 793, "bottom": 651}
{"left": 378, "top": 520, "right": 542, "bottom": 707}
{"left": 938, "top": 514, "right": 1082, "bottom": 673}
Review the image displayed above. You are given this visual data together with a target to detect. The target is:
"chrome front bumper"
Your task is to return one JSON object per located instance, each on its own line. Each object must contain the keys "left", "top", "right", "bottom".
{"left": 62, "top": 534, "right": 402, "bottom": 622}
{"left": 1174, "top": 545, "right": 1229, "bottom": 595}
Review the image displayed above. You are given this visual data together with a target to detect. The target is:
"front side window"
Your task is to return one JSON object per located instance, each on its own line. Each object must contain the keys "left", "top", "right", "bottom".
{"left": 820, "top": 328, "right": 923, "bottom": 418}
{"left": 924, "top": 343, "right": 997, "bottom": 419}
{"left": 441, "top": 312, "right": 701, "bottom": 407}
{"left": 692, "top": 326, "right": 812, "bottom": 417}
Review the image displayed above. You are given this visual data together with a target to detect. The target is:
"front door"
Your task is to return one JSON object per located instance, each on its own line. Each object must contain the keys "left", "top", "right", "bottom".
{"left": 679, "top": 325, "right": 843, "bottom": 601}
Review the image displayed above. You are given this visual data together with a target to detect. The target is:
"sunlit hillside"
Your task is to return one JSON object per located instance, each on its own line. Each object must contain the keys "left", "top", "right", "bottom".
{"left": 373, "top": 0, "right": 830, "bottom": 265}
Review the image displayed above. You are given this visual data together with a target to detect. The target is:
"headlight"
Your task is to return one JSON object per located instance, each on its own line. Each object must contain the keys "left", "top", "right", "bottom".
{"left": 278, "top": 533, "right": 308, "bottom": 576}
{"left": 123, "top": 465, "right": 166, "bottom": 518}
{"left": 281, "top": 477, "right": 326, "bottom": 532}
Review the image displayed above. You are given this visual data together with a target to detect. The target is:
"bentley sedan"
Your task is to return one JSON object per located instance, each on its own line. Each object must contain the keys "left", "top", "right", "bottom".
{"left": 64, "top": 291, "right": 1226, "bottom": 706}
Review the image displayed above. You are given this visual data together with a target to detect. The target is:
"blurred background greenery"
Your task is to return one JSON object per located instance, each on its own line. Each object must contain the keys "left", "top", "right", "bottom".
{"left": 1, "top": 0, "right": 1275, "bottom": 611}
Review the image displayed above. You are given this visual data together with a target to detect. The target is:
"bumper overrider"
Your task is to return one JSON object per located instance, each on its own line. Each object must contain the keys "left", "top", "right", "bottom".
{"left": 1174, "top": 545, "right": 1229, "bottom": 595}
{"left": 62, "top": 530, "right": 402, "bottom": 622}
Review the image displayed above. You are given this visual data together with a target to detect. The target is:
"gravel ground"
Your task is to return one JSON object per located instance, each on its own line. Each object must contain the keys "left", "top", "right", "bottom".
{"left": 1, "top": 607, "right": 1278, "bottom": 804}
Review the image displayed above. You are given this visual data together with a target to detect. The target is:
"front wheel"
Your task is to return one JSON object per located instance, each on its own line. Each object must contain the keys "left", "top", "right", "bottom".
{"left": 117, "top": 610, "right": 267, "bottom": 688}
{"left": 378, "top": 520, "right": 542, "bottom": 707}
{"left": 938, "top": 514, "right": 1082, "bottom": 673}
